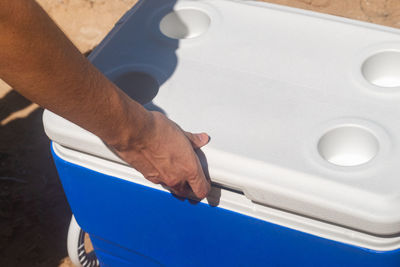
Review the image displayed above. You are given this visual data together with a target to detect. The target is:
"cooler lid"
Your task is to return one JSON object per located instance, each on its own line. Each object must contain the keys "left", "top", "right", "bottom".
{"left": 43, "top": 0, "right": 400, "bottom": 236}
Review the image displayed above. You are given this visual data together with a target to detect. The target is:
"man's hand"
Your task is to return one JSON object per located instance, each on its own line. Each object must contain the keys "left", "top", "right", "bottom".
{"left": 112, "top": 111, "right": 210, "bottom": 199}
{"left": 0, "top": 0, "right": 211, "bottom": 199}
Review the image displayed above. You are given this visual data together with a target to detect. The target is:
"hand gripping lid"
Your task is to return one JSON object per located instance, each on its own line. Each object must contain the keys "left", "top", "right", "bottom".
{"left": 44, "top": 0, "right": 400, "bottom": 236}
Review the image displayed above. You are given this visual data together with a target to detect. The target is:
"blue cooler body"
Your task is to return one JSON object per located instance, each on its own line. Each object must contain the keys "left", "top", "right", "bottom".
{"left": 51, "top": 144, "right": 400, "bottom": 267}
{"left": 43, "top": 0, "right": 400, "bottom": 266}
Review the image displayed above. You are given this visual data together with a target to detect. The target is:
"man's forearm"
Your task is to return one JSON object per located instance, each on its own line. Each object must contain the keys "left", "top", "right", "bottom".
{"left": 0, "top": 0, "right": 150, "bottom": 148}
{"left": 0, "top": 0, "right": 211, "bottom": 199}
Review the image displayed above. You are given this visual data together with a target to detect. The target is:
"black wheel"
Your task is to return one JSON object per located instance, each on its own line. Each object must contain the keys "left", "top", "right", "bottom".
{"left": 67, "top": 215, "right": 99, "bottom": 267}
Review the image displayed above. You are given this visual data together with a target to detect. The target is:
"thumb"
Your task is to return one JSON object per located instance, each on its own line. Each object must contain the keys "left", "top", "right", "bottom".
{"left": 184, "top": 132, "right": 210, "bottom": 149}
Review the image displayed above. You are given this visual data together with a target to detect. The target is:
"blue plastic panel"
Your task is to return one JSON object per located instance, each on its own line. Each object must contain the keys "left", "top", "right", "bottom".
{"left": 52, "top": 147, "right": 400, "bottom": 267}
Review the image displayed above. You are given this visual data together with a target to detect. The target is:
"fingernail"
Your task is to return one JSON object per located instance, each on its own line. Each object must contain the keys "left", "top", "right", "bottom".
{"left": 198, "top": 133, "right": 209, "bottom": 143}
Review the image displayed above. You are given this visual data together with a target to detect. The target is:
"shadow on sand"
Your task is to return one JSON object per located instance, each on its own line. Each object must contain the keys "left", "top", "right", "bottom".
{"left": 0, "top": 86, "right": 71, "bottom": 267}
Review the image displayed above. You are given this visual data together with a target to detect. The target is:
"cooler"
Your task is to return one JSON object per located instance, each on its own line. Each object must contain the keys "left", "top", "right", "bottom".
{"left": 43, "top": 0, "right": 400, "bottom": 266}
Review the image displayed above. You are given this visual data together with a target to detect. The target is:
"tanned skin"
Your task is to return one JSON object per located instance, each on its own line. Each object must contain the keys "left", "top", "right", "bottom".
{"left": 0, "top": 0, "right": 210, "bottom": 198}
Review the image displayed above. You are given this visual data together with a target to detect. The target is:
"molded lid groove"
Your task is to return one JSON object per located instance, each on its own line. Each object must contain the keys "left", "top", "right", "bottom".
{"left": 160, "top": 9, "right": 211, "bottom": 39}
{"left": 318, "top": 126, "right": 379, "bottom": 167}
{"left": 362, "top": 51, "right": 400, "bottom": 88}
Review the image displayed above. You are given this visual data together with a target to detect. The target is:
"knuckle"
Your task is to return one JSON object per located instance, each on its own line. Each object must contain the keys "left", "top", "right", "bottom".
{"left": 197, "top": 183, "right": 211, "bottom": 199}
{"left": 186, "top": 169, "right": 199, "bottom": 181}
{"left": 196, "top": 190, "right": 207, "bottom": 199}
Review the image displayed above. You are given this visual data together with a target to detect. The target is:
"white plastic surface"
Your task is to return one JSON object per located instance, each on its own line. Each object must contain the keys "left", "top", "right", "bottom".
{"left": 43, "top": 0, "right": 400, "bottom": 236}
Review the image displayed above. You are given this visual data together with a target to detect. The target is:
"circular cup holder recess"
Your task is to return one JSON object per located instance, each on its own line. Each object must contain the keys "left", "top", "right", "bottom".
{"left": 362, "top": 51, "right": 400, "bottom": 88}
{"left": 159, "top": 9, "right": 211, "bottom": 39}
{"left": 318, "top": 126, "right": 379, "bottom": 167}
{"left": 112, "top": 72, "right": 159, "bottom": 105}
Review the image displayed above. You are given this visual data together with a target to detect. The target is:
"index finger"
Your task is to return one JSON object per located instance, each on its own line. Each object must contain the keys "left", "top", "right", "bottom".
{"left": 186, "top": 155, "right": 211, "bottom": 199}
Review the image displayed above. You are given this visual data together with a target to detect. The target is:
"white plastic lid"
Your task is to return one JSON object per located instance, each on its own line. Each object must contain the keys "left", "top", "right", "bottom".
{"left": 43, "top": 0, "right": 400, "bottom": 236}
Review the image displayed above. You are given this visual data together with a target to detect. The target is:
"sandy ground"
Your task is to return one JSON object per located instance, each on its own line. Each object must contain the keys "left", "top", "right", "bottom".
{"left": 0, "top": 0, "right": 399, "bottom": 266}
